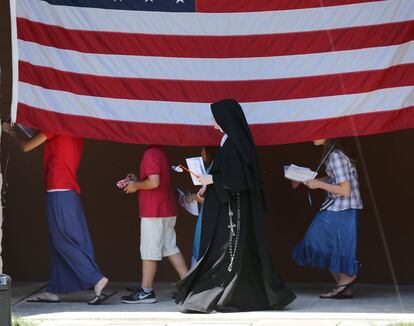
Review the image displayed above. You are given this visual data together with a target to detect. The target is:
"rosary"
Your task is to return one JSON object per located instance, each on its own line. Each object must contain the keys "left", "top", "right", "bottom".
{"left": 227, "top": 192, "right": 241, "bottom": 272}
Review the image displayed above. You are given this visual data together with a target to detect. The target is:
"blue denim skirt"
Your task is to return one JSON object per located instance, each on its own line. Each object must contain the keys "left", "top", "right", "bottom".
{"left": 292, "top": 209, "right": 360, "bottom": 276}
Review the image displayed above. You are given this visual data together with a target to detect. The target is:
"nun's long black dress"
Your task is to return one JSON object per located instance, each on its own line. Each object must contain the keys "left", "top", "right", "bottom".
{"left": 175, "top": 100, "right": 295, "bottom": 313}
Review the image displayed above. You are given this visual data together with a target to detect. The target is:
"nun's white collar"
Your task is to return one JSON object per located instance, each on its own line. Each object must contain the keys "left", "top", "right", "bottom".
{"left": 220, "top": 134, "right": 228, "bottom": 147}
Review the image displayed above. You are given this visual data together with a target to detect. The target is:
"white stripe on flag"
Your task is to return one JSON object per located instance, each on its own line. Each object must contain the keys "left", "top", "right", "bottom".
{"left": 18, "top": 40, "right": 414, "bottom": 81}
{"left": 17, "top": 0, "right": 414, "bottom": 36}
{"left": 19, "top": 83, "right": 414, "bottom": 125}
{"left": 10, "top": 0, "right": 19, "bottom": 122}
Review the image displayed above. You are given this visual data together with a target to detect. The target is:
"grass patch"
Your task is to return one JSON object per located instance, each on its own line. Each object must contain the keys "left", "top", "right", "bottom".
{"left": 12, "top": 316, "right": 39, "bottom": 326}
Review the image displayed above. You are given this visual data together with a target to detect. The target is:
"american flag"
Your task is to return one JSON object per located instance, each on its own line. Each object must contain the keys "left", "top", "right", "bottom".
{"left": 10, "top": 0, "right": 414, "bottom": 145}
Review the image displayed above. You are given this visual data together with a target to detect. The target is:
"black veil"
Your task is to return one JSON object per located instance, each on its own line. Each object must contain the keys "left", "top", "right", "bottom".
{"left": 211, "top": 99, "right": 263, "bottom": 190}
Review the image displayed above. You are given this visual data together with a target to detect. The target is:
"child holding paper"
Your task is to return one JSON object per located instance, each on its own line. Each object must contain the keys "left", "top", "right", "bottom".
{"left": 121, "top": 145, "right": 188, "bottom": 304}
{"left": 292, "top": 138, "right": 363, "bottom": 299}
{"left": 185, "top": 146, "right": 217, "bottom": 266}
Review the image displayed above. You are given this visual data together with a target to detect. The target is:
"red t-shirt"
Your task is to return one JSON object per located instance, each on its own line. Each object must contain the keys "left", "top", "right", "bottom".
{"left": 43, "top": 132, "right": 84, "bottom": 193}
{"left": 138, "top": 146, "right": 177, "bottom": 217}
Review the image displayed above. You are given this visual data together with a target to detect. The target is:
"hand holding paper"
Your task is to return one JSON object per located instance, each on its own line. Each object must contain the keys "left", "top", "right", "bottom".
{"left": 185, "top": 157, "right": 207, "bottom": 185}
{"left": 197, "top": 185, "right": 206, "bottom": 200}
{"left": 185, "top": 193, "right": 196, "bottom": 204}
{"left": 198, "top": 174, "right": 213, "bottom": 185}
{"left": 303, "top": 179, "right": 321, "bottom": 189}
{"left": 177, "top": 189, "right": 199, "bottom": 216}
{"left": 117, "top": 173, "right": 138, "bottom": 189}
{"left": 284, "top": 164, "right": 317, "bottom": 182}
{"left": 172, "top": 157, "right": 208, "bottom": 186}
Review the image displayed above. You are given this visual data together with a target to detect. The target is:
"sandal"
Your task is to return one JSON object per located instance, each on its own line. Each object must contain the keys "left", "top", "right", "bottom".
{"left": 319, "top": 278, "right": 357, "bottom": 299}
{"left": 27, "top": 297, "right": 60, "bottom": 303}
{"left": 87, "top": 291, "right": 117, "bottom": 305}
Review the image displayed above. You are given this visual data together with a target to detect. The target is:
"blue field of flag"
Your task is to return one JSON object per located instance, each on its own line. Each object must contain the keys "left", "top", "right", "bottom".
{"left": 41, "top": 0, "right": 196, "bottom": 12}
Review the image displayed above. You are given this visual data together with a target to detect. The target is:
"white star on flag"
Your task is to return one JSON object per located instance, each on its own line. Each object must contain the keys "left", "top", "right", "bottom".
{"left": 145, "top": 0, "right": 153, "bottom": 2}
{"left": 176, "top": 0, "right": 184, "bottom": 3}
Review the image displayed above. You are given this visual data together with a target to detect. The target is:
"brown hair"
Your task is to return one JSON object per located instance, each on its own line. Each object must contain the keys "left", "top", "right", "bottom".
{"left": 321, "top": 137, "right": 358, "bottom": 164}
{"left": 202, "top": 146, "right": 219, "bottom": 166}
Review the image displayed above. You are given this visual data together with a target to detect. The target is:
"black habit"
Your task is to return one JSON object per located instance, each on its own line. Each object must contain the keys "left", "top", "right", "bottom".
{"left": 175, "top": 99, "right": 296, "bottom": 313}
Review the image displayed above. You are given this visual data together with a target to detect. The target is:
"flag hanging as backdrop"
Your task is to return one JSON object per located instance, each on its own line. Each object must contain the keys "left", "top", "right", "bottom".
{"left": 9, "top": 0, "right": 414, "bottom": 145}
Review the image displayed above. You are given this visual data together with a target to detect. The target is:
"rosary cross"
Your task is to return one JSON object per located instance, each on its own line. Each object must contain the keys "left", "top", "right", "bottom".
{"left": 228, "top": 221, "right": 236, "bottom": 236}
{"left": 228, "top": 206, "right": 235, "bottom": 236}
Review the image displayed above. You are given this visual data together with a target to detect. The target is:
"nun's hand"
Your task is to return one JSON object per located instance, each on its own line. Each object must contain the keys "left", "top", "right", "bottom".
{"left": 198, "top": 174, "right": 213, "bottom": 185}
{"left": 197, "top": 186, "right": 206, "bottom": 201}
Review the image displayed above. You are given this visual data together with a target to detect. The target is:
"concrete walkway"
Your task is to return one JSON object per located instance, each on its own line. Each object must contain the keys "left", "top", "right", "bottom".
{"left": 11, "top": 282, "right": 414, "bottom": 326}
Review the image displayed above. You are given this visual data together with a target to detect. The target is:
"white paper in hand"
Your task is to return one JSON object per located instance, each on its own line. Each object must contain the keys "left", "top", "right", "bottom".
{"left": 185, "top": 157, "right": 206, "bottom": 185}
{"left": 177, "top": 189, "right": 199, "bottom": 216}
{"left": 284, "top": 164, "right": 317, "bottom": 182}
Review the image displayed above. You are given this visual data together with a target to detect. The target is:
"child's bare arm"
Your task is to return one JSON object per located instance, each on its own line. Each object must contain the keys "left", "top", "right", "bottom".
{"left": 304, "top": 179, "right": 351, "bottom": 197}
{"left": 291, "top": 176, "right": 328, "bottom": 190}
{"left": 124, "top": 174, "right": 160, "bottom": 194}
{"left": 3, "top": 122, "right": 47, "bottom": 152}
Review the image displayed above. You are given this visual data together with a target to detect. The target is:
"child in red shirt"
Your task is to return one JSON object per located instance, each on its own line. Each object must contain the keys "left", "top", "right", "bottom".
{"left": 121, "top": 145, "right": 188, "bottom": 304}
{"left": 2, "top": 123, "right": 112, "bottom": 305}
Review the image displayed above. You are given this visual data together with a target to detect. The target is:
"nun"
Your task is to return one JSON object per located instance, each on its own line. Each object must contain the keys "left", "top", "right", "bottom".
{"left": 175, "top": 99, "right": 295, "bottom": 313}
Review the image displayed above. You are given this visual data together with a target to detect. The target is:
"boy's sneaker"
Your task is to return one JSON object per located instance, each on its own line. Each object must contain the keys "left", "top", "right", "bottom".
{"left": 121, "top": 288, "right": 157, "bottom": 304}
{"left": 126, "top": 285, "right": 139, "bottom": 292}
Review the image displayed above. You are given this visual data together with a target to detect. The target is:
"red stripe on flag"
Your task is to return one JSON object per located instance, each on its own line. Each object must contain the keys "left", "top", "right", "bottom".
{"left": 196, "top": 0, "right": 385, "bottom": 13}
{"left": 17, "top": 18, "right": 414, "bottom": 58}
{"left": 19, "top": 61, "right": 414, "bottom": 102}
{"left": 16, "top": 103, "right": 414, "bottom": 146}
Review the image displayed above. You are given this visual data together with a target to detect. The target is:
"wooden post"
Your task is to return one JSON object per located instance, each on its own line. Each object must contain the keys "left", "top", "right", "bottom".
{"left": 0, "top": 120, "right": 3, "bottom": 274}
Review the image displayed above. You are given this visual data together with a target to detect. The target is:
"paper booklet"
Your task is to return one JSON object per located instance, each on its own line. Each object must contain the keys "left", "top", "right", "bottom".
{"left": 185, "top": 157, "right": 206, "bottom": 186}
{"left": 15, "top": 124, "right": 35, "bottom": 139}
{"left": 284, "top": 164, "right": 318, "bottom": 182}
{"left": 177, "top": 189, "right": 199, "bottom": 216}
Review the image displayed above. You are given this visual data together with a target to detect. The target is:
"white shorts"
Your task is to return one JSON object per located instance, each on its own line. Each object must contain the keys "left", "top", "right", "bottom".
{"left": 140, "top": 217, "right": 180, "bottom": 261}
